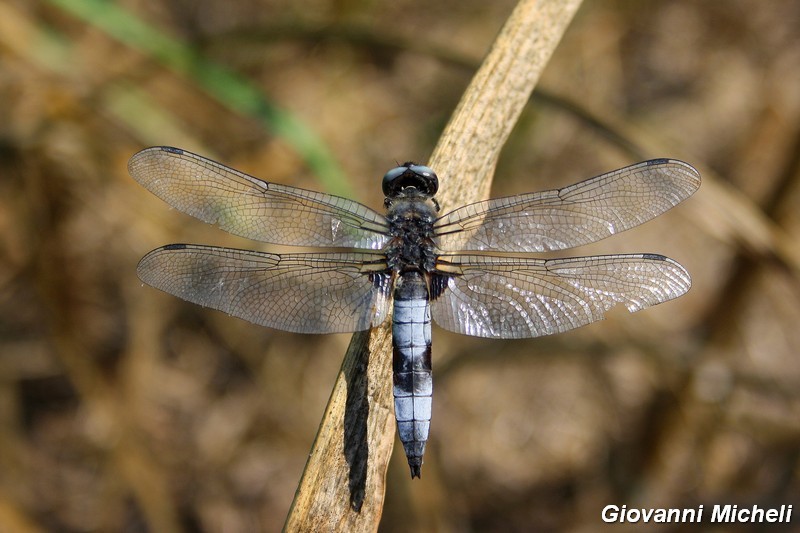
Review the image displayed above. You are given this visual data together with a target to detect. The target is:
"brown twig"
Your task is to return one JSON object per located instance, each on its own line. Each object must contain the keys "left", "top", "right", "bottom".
{"left": 283, "top": 0, "right": 584, "bottom": 530}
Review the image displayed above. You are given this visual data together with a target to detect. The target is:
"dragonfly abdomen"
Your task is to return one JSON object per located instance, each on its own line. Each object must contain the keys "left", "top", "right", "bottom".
{"left": 392, "top": 270, "right": 433, "bottom": 478}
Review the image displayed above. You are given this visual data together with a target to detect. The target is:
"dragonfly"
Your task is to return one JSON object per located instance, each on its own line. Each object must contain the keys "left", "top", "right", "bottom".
{"left": 129, "top": 146, "right": 700, "bottom": 478}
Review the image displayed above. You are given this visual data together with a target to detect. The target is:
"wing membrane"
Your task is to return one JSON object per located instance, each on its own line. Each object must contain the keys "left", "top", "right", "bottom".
{"left": 137, "top": 244, "right": 391, "bottom": 333}
{"left": 129, "top": 147, "right": 390, "bottom": 249}
{"left": 434, "top": 159, "right": 700, "bottom": 252}
{"left": 431, "top": 254, "right": 691, "bottom": 339}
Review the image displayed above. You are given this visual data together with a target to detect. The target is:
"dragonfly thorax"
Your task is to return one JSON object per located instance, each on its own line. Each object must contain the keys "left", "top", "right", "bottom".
{"left": 385, "top": 197, "right": 438, "bottom": 273}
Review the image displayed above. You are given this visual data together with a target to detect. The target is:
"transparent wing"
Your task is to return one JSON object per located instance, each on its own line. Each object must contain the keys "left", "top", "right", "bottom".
{"left": 431, "top": 254, "right": 691, "bottom": 339}
{"left": 129, "top": 147, "right": 390, "bottom": 249}
{"left": 137, "top": 244, "right": 392, "bottom": 333}
{"left": 434, "top": 159, "right": 700, "bottom": 252}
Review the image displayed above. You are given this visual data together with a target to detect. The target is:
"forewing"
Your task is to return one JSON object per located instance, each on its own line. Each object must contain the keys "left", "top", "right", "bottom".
{"left": 431, "top": 254, "right": 691, "bottom": 338}
{"left": 434, "top": 159, "right": 700, "bottom": 252}
{"left": 129, "top": 147, "right": 390, "bottom": 249}
{"left": 137, "top": 245, "right": 391, "bottom": 333}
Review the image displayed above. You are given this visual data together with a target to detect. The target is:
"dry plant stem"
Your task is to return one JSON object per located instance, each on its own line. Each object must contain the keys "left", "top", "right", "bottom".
{"left": 283, "top": 0, "right": 583, "bottom": 531}
{"left": 428, "top": 0, "right": 582, "bottom": 211}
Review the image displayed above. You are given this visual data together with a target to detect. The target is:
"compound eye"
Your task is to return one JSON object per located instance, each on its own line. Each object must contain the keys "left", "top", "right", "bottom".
{"left": 382, "top": 162, "right": 439, "bottom": 197}
{"left": 408, "top": 165, "right": 437, "bottom": 181}
{"left": 410, "top": 165, "right": 439, "bottom": 196}
{"left": 382, "top": 166, "right": 409, "bottom": 196}
{"left": 383, "top": 166, "right": 407, "bottom": 182}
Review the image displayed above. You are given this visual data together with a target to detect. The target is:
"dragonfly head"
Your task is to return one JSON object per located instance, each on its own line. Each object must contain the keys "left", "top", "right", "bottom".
{"left": 382, "top": 162, "right": 439, "bottom": 199}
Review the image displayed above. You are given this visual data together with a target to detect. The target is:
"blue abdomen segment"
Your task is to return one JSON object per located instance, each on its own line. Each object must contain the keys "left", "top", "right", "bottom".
{"left": 392, "top": 271, "right": 433, "bottom": 478}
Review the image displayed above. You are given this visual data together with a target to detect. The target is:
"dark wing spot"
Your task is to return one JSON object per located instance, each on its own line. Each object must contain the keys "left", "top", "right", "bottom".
{"left": 429, "top": 273, "right": 450, "bottom": 301}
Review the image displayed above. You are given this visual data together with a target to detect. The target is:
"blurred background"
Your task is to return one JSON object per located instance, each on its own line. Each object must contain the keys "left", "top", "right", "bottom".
{"left": 1, "top": 0, "right": 799, "bottom": 531}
